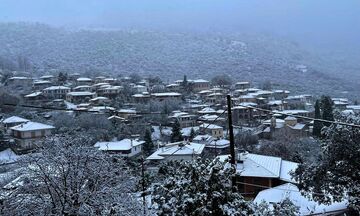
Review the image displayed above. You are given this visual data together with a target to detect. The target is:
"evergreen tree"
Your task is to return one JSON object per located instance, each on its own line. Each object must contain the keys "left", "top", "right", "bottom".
{"left": 58, "top": 72, "right": 68, "bottom": 85}
{"left": 294, "top": 113, "right": 360, "bottom": 212}
{"left": 151, "top": 158, "right": 254, "bottom": 215}
{"left": 189, "top": 127, "right": 196, "bottom": 141}
{"left": 0, "top": 130, "right": 4, "bottom": 141}
{"left": 143, "top": 129, "right": 154, "bottom": 156}
{"left": 170, "top": 120, "right": 183, "bottom": 142}
{"left": 182, "top": 75, "right": 192, "bottom": 94}
{"left": 313, "top": 100, "right": 322, "bottom": 137}
{"left": 321, "top": 96, "right": 334, "bottom": 126}
{"left": 211, "top": 74, "right": 232, "bottom": 87}
{"left": 182, "top": 75, "right": 188, "bottom": 88}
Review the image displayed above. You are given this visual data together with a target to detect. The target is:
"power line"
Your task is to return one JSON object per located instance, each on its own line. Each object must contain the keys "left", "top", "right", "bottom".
{"left": 199, "top": 109, "right": 227, "bottom": 133}
{"left": 3, "top": 98, "right": 360, "bottom": 128}
{"left": 2, "top": 102, "right": 230, "bottom": 138}
{"left": 232, "top": 104, "right": 360, "bottom": 129}
{"left": 2, "top": 103, "right": 168, "bottom": 115}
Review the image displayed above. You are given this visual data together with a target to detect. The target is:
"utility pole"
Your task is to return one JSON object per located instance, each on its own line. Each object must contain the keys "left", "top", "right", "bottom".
{"left": 141, "top": 156, "right": 146, "bottom": 215}
{"left": 227, "top": 95, "right": 237, "bottom": 191}
{"left": 227, "top": 95, "right": 236, "bottom": 165}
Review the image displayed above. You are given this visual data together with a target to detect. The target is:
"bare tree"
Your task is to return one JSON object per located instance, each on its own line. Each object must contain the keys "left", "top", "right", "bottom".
{"left": 0, "top": 135, "right": 142, "bottom": 215}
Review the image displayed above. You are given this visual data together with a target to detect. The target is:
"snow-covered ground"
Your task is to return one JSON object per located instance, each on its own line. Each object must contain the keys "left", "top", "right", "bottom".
{"left": 0, "top": 148, "right": 19, "bottom": 165}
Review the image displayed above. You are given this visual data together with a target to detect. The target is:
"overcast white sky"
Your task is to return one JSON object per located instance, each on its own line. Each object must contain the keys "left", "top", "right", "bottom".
{"left": 1, "top": 0, "right": 359, "bottom": 50}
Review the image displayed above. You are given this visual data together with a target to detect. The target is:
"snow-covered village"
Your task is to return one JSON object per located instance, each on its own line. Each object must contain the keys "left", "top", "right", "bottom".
{"left": 0, "top": 72, "right": 359, "bottom": 215}
{"left": 1, "top": 1, "right": 360, "bottom": 215}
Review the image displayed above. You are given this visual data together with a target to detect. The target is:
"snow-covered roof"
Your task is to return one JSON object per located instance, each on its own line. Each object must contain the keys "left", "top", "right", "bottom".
{"left": 74, "top": 85, "right": 91, "bottom": 89}
{"left": 88, "top": 106, "right": 115, "bottom": 112}
{"left": 206, "top": 139, "right": 230, "bottom": 149}
{"left": 151, "top": 92, "right": 181, "bottom": 97}
{"left": 254, "top": 183, "right": 347, "bottom": 216}
{"left": 33, "top": 80, "right": 51, "bottom": 84}
{"left": 256, "top": 90, "right": 273, "bottom": 95}
{"left": 24, "top": 92, "right": 42, "bottom": 98}
{"left": 237, "top": 153, "right": 282, "bottom": 178}
{"left": 103, "top": 85, "right": 122, "bottom": 90}
{"left": 245, "top": 88, "right": 260, "bottom": 92}
{"left": 263, "top": 118, "right": 285, "bottom": 129}
{"left": 284, "top": 116, "right": 297, "bottom": 121}
{"left": 198, "top": 90, "right": 212, "bottom": 94}
{"left": 200, "top": 123, "right": 223, "bottom": 130}
{"left": 147, "top": 141, "right": 205, "bottom": 160}
{"left": 235, "top": 153, "right": 298, "bottom": 181}
{"left": 9, "top": 76, "right": 30, "bottom": 80}
{"left": 133, "top": 94, "right": 150, "bottom": 98}
{"left": 198, "top": 114, "right": 225, "bottom": 122}
{"left": 92, "top": 82, "right": 110, "bottom": 87}
{"left": 134, "top": 85, "right": 146, "bottom": 88}
{"left": 198, "top": 107, "right": 216, "bottom": 114}
{"left": 274, "top": 90, "right": 290, "bottom": 94}
{"left": 239, "top": 94, "right": 255, "bottom": 99}
{"left": 208, "top": 93, "right": 223, "bottom": 97}
{"left": 287, "top": 123, "right": 306, "bottom": 130}
{"left": 104, "top": 78, "right": 117, "bottom": 81}
{"left": 77, "top": 77, "right": 92, "bottom": 81}
{"left": 170, "top": 111, "right": 189, "bottom": 118}
{"left": 95, "top": 139, "right": 144, "bottom": 151}
{"left": 346, "top": 105, "right": 360, "bottom": 110}
{"left": 268, "top": 100, "right": 283, "bottom": 106}
{"left": 285, "top": 95, "right": 311, "bottom": 100}
{"left": 40, "top": 75, "right": 54, "bottom": 79}
{"left": 118, "top": 109, "right": 136, "bottom": 114}
{"left": 193, "top": 79, "right": 209, "bottom": 83}
{"left": 331, "top": 98, "right": 348, "bottom": 102}
{"left": 107, "top": 115, "right": 126, "bottom": 121}
{"left": 43, "top": 86, "right": 70, "bottom": 90}
{"left": 276, "top": 110, "right": 309, "bottom": 115}
{"left": 67, "top": 91, "right": 95, "bottom": 96}
{"left": 11, "top": 121, "right": 55, "bottom": 132}
{"left": 210, "top": 87, "right": 223, "bottom": 91}
{"left": 193, "top": 134, "right": 214, "bottom": 142}
{"left": 235, "top": 81, "right": 250, "bottom": 85}
{"left": 342, "top": 110, "right": 355, "bottom": 115}
{"left": 90, "top": 96, "right": 109, "bottom": 101}
{"left": 1, "top": 116, "right": 29, "bottom": 124}
{"left": 95, "top": 76, "right": 106, "bottom": 79}
{"left": 233, "top": 102, "right": 258, "bottom": 109}
{"left": 166, "top": 84, "right": 180, "bottom": 87}
{"left": 279, "top": 160, "right": 298, "bottom": 182}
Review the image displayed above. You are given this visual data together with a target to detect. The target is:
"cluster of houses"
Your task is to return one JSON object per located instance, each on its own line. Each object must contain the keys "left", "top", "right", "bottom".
{"left": 1, "top": 73, "right": 355, "bottom": 215}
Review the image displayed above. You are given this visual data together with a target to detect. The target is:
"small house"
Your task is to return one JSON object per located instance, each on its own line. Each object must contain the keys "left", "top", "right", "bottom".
{"left": 10, "top": 121, "right": 55, "bottom": 151}
{"left": 94, "top": 139, "right": 144, "bottom": 157}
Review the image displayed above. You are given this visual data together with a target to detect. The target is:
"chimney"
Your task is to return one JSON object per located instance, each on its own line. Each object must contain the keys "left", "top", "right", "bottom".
{"left": 237, "top": 149, "right": 247, "bottom": 163}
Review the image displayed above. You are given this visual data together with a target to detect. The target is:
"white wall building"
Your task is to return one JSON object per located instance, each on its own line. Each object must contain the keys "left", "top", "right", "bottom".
{"left": 94, "top": 139, "right": 144, "bottom": 157}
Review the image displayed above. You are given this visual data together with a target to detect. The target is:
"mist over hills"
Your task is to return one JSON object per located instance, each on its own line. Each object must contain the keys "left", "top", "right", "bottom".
{"left": 0, "top": 22, "right": 359, "bottom": 99}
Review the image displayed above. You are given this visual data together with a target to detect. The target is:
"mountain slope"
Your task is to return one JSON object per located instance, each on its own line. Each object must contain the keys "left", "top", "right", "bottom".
{"left": 0, "top": 22, "right": 358, "bottom": 99}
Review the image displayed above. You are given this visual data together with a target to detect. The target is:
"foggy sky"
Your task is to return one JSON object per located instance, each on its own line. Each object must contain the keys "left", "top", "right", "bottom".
{"left": 1, "top": 0, "right": 360, "bottom": 51}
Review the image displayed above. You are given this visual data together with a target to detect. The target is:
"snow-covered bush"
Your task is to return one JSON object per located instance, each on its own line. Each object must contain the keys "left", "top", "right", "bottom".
{"left": 294, "top": 113, "right": 360, "bottom": 212}
{"left": 0, "top": 135, "right": 142, "bottom": 215}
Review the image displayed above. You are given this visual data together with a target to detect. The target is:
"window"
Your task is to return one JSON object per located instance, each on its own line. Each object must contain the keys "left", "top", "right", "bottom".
{"left": 31, "top": 131, "right": 36, "bottom": 138}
